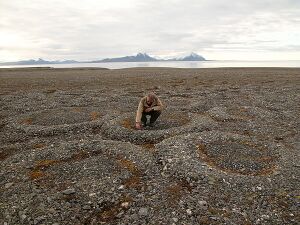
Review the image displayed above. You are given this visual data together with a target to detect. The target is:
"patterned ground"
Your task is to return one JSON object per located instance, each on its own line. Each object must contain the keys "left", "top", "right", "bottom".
{"left": 0, "top": 67, "right": 299, "bottom": 225}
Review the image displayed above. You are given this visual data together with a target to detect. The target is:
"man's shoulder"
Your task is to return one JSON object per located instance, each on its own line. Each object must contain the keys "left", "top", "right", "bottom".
{"left": 139, "top": 96, "right": 147, "bottom": 103}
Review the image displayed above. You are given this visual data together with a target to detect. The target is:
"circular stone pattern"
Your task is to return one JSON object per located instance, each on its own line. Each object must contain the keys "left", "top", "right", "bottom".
{"left": 22, "top": 107, "right": 102, "bottom": 126}
{"left": 156, "top": 131, "right": 280, "bottom": 179}
{"left": 101, "top": 111, "right": 217, "bottom": 144}
{"left": 7, "top": 107, "right": 104, "bottom": 136}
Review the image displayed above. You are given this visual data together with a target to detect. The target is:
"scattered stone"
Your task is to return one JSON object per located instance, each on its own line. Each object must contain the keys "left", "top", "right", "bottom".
{"left": 62, "top": 188, "right": 76, "bottom": 195}
{"left": 172, "top": 217, "right": 179, "bottom": 222}
{"left": 4, "top": 182, "right": 14, "bottom": 188}
{"left": 118, "top": 185, "right": 125, "bottom": 190}
{"left": 138, "top": 208, "right": 149, "bottom": 216}
{"left": 0, "top": 68, "right": 298, "bottom": 225}
{"left": 82, "top": 205, "right": 91, "bottom": 210}
{"left": 186, "top": 209, "right": 192, "bottom": 215}
{"left": 121, "top": 202, "right": 129, "bottom": 208}
{"left": 257, "top": 186, "right": 263, "bottom": 191}
{"left": 198, "top": 200, "right": 208, "bottom": 209}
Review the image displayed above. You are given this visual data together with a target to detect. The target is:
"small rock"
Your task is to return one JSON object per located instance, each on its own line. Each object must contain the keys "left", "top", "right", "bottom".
{"left": 5, "top": 182, "right": 14, "bottom": 188}
{"left": 121, "top": 202, "right": 129, "bottom": 208}
{"left": 62, "top": 188, "right": 75, "bottom": 195}
{"left": 118, "top": 185, "right": 125, "bottom": 190}
{"left": 116, "top": 211, "right": 124, "bottom": 218}
{"left": 34, "top": 216, "right": 45, "bottom": 224}
{"left": 127, "top": 213, "right": 136, "bottom": 220}
{"left": 198, "top": 200, "right": 208, "bottom": 209}
{"left": 261, "top": 214, "right": 270, "bottom": 220}
{"left": 172, "top": 217, "right": 178, "bottom": 222}
{"left": 49, "top": 208, "right": 56, "bottom": 214}
{"left": 138, "top": 207, "right": 148, "bottom": 216}
{"left": 186, "top": 209, "right": 192, "bottom": 215}
{"left": 83, "top": 205, "right": 91, "bottom": 210}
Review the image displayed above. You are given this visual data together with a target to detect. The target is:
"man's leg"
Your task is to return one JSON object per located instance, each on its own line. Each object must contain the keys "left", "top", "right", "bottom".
{"left": 141, "top": 112, "right": 147, "bottom": 126}
{"left": 149, "top": 110, "right": 161, "bottom": 125}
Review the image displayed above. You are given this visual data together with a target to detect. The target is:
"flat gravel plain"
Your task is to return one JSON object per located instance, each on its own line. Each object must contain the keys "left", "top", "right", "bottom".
{"left": 0, "top": 67, "right": 299, "bottom": 224}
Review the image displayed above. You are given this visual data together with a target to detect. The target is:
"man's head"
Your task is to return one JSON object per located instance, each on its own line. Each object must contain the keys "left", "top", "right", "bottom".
{"left": 146, "top": 92, "right": 156, "bottom": 105}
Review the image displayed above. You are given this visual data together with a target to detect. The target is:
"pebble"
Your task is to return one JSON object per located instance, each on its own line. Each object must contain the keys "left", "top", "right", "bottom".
{"left": 118, "top": 185, "right": 125, "bottom": 190}
{"left": 121, "top": 202, "right": 129, "bottom": 208}
{"left": 62, "top": 188, "right": 75, "bottom": 195}
{"left": 83, "top": 205, "right": 91, "bottom": 210}
{"left": 261, "top": 214, "right": 270, "bottom": 220}
{"left": 257, "top": 186, "right": 263, "bottom": 191}
{"left": 186, "top": 209, "right": 192, "bottom": 215}
{"left": 4, "top": 182, "right": 14, "bottom": 188}
{"left": 198, "top": 200, "right": 208, "bottom": 209}
{"left": 138, "top": 207, "right": 148, "bottom": 216}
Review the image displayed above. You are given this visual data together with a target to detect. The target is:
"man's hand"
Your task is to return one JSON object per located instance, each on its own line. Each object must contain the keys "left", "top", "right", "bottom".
{"left": 145, "top": 107, "right": 154, "bottom": 112}
{"left": 135, "top": 122, "right": 142, "bottom": 130}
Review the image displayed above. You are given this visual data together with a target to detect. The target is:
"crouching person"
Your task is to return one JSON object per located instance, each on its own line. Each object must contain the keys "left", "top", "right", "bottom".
{"left": 135, "top": 92, "right": 163, "bottom": 130}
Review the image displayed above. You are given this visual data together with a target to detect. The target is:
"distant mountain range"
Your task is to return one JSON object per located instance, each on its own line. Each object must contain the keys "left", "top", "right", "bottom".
{"left": 0, "top": 58, "right": 79, "bottom": 66}
{"left": 0, "top": 53, "right": 206, "bottom": 66}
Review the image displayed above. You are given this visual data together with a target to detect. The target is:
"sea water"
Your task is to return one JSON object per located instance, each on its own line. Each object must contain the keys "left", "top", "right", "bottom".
{"left": 1, "top": 60, "right": 300, "bottom": 69}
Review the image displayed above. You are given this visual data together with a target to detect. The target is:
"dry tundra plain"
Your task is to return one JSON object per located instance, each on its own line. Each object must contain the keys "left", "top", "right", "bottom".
{"left": 0, "top": 67, "right": 299, "bottom": 225}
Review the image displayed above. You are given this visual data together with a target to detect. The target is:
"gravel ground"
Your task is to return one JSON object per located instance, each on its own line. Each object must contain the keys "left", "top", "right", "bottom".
{"left": 0, "top": 67, "right": 299, "bottom": 224}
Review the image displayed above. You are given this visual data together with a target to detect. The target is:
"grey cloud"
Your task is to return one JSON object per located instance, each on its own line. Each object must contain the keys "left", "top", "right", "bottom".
{"left": 0, "top": 0, "right": 299, "bottom": 60}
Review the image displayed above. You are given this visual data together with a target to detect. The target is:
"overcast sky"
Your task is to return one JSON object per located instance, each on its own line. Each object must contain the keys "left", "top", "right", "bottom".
{"left": 0, "top": 0, "right": 300, "bottom": 61}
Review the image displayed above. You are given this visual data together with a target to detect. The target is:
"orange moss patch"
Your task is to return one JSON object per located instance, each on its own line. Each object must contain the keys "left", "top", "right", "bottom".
{"left": 139, "top": 143, "right": 156, "bottom": 152}
{"left": 122, "top": 175, "right": 141, "bottom": 188}
{"left": 32, "top": 143, "right": 46, "bottom": 149}
{"left": 198, "top": 216, "right": 211, "bottom": 225}
{"left": 0, "top": 152, "right": 10, "bottom": 161}
{"left": 99, "top": 206, "right": 119, "bottom": 222}
{"left": 251, "top": 165, "right": 278, "bottom": 176}
{"left": 69, "top": 151, "right": 90, "bottom": 161}
{"left": 168, "top": 114, "right": 190, "bottom": 125}
{"left": 116, "top": 156, "right": 144, "bottom": 189}
{"left": 35, "top": 159, "right": 60, "bottom": 169}
{"left": 166, "top": 184, "right": 183, "bottom": 204}
{"left": 20, "top": 118, "right": 33, "bottom": 125}
{"left": 141, "top": 143, "right": 155, "bottom": 148}
{"left": 29, "top": 170, "right": 46, "bottom": 180}
{"left": 117, "top": 158, "right": 140, "bottom": 175}
{"left": 256, "top": 156, "right": 274, "bottom": 162}
{"left": 119, "top": 195, "right": 133, "bottom": 203}
{"left": 90, "top": 111, "right": 101, "bottom": 120}
{"left": 197, "top": 143, "right": 215, "bottom": 166}
{"left": 231, "top": 107, "right": 255, "bottom": 120}
{"left": 98, "top": 196, "right": 133, "bottom": 222}
{"left": 166, "top": 180, "right": 192, "bottom": 204}
{"left": 121, "top": 118, "right": 134, "bottom": 129}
